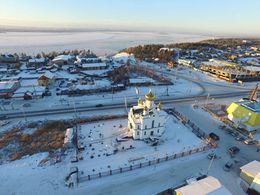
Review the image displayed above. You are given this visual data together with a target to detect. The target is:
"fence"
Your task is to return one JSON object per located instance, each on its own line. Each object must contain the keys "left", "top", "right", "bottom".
{"left": 78, "top": 145, "right": 209, "bottom": 183}
{"left": 165, "top": 108, "right": 208, "bottom": 140}
{"left": 78, "top": 107, "right": 212, "bottom": 183}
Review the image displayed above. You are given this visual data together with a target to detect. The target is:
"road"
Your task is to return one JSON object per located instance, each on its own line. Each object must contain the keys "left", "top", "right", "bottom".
{"left": 1, "top": 90, "right": 256, "bottom": 120}
{"left": 2, "top": 64, "right": 257, "bottom": 120}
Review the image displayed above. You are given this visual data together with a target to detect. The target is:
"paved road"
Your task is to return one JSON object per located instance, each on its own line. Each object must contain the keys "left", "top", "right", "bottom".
{"left": 1, "top": 90, "right": 255, "bottom": 119}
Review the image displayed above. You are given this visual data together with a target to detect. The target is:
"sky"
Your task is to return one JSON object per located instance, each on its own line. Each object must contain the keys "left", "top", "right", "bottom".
{"left": 0, "top": 0, "right": 260, "bottom": 37}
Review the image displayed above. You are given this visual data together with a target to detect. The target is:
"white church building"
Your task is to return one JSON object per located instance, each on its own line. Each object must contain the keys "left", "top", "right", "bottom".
{"left": 128, "top": 90, "right": 167, "bottom": 140}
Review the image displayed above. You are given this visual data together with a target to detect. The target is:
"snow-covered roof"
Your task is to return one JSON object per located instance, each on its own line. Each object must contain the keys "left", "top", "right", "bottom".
{"left": 12, "top": 86, "right": 45, "bottom": 97}
{"left": 76, "top": 56, "right": 100, "bottom": 64}
{"left": 0, "top": 80, "right": 19, "bottom": 90}
{"left": 52, "top": 55, "right": 74, "bottom": 62}
{"left": 39, "top": 71, "right": 55, "bottom": 79}
{"left": 175, "top": 176, "right": 232, "bottom": 195}
{"left": 29, "top": 58, "right": 45, "bottom": 63}
{"left": 20, "top": 79, "right": 38, "bottom": 87}
{"left": 0, "top": 68, "right": 8, "bottom": 72}
{"left": 112, "top": 52, "right": 135, "bottom": 63}
{"left": 81, "top": 62, "right": 107, "bottom": 68}
{"left": 64, "top": 128, "right": 74, "bottom": 144}
{"left": 74, "top": 79, "right": 111, "bottom": 90}
{"left": 129, "top": 77, "right": 155, "bottom": 84}
{"left": 202, "top": 59, "right": 237, "bottom": 68}
{"left": 159, "top": 47, "right": 178, "bottom": 52}
{"left": 241, "top": 160, "right": 260, "bottom": 178}
{"left": 242, "top": 66, "right": 260, "bottom": 72}
{"left": 81, "top": 69, "right": 109, "bottom": 76}
{"left": 238, "top": 57, "right": 260, "bottom": 66}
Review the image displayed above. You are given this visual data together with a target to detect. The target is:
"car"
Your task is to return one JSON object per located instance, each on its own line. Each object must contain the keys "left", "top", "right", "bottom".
{"left": 209, "top": 132, "right": 220, "bottom": 141}
{"left": 95, "top": 104, "right": 103, "bottom": 107}
{"left": 231, "top": 132, "right": 239, "bottom": 137}
{"left": 0, "top": 115, "right": 7, "bottom": 120}
{"left": 219, "top": 125, "right": 226, "bottom": 130}
{"left": 228, "top": 146, "right": 240, "bottom": 155}
{"left": 207, "top": 153, "right": 217, "bottom": 160}
{"left": 235, "top": 136, "right": 244, "bottom": 141}
{"left": 244, "top": 140, "right": 254, "bottom": 145}
{"left": 23, "top": 103, "right": 31, "bottom": 107}
{"left": 223, "top": 162, "right": 233, "bottom": 171}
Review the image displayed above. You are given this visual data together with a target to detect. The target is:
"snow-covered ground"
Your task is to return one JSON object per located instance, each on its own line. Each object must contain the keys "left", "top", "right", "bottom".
{"left": 0, "top": 31, "right": 209, "bottom": 55}
{"left": 1, "top": 76, "right": 202, "bottom": 112}
{"left": 0, "top": 112, "right": 206, "bottom": 195}
{"left": 76, "top": 115, "right": 204, "bottom": 176}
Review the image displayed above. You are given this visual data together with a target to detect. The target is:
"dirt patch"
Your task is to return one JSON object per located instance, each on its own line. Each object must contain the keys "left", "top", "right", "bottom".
{"left": 0, "top": 121, "right": 70, "bottom": 162}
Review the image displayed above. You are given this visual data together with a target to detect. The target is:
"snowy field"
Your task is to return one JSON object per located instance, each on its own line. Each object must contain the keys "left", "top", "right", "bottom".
{"left": 76, "top": 115, "right": 205, "bottom": 176}
{"left": 0, "top": 31, "right": 209, "bottom": 55}
{"left": 0, "top": 113, "right": 206, "bottom": 195}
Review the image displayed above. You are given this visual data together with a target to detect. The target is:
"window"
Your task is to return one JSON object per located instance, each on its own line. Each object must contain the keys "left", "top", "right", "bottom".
{"left": 157, "top": 129, "right": 159, "bottom": 133}
{"left": 152, "top": 120, "right": 154, "bottom": 128}
{"left": 158, "top": 123, "right": 160, "bottom": 127}
{"left": 145, "top": 125, "right": 147, "bottom": 129}
{"left": 137, "top": 125, "right": 140, "bottom": 129}
{"left": 144, "top": 131, "right": 146, "bottom": 135}
{"left": 137, "top": 131, "right": 139, "bottom": 135}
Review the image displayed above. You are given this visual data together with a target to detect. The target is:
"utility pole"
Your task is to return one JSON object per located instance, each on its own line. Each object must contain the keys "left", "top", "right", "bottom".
{"left": 206, "top": 153, "right": 215, "bottom": 175}
{"left": 125, "top": 96, "right": 128, "bottom": 113}
{"left": 205, "top": 93, "right": 210, "bottom": 108}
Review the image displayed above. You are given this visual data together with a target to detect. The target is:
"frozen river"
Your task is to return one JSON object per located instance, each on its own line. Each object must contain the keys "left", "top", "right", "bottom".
{"left": 0, "top": 31, "right": 209, "bottom": 55}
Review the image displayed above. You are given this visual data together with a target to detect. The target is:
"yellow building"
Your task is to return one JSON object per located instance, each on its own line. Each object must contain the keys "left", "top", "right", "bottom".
{"left": 226, "top": 100, "right": 260, "bottom": 133}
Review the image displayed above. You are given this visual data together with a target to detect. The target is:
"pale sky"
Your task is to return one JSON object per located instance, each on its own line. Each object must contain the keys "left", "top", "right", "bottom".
{"left": 0, "top": 0, "right": 260, "bottom": 36}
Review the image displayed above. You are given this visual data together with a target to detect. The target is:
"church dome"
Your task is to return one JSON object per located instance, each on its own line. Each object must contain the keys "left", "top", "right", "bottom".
{"left": 138, "top": 98, "right": 143, "bottom": 106}
{"left": 145, "top": 90, "right": 155, "bottom": 101}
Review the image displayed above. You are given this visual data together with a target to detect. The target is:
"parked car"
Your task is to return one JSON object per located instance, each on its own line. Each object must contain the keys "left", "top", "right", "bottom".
{"left": 235, "top": 136, "right": 244, "bottom": 141}
{"left": 207, "top": 153, "right": 217, "bottom": 160}
{"left": 223, "top": 162, "right": 233, "bottom": 171}
{"left": 231, "top": 132, "right": 239, "bottom": 137}
{"left": 0, "top": 115, "right": 7, "bottom": 120}
{"left": 228, "top": 146, "right": 240, "bottom": 155}
{"left": 95, "top": 104, "right": 103, "bottom": 107}
{"left": 209, "top": 132, "right": 220, "bottom": 141}
{"left": 219, "top": 125, "right": 226, "bottom": 130}
{"left": 244, "top": 140, "right": 255, "bottom": 145}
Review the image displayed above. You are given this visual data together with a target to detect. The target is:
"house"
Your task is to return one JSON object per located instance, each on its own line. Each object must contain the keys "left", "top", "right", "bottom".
{"left": 129, "top": 77, "right": 154, "bottom": 86}
{"left": 12, "top": 86, "right": 45, "bottom": 99}
{"left": 0, "top": 80, "right": 20, "bottom": 98}
{"left": 112, "top": 52, "right": 136, "bottom": 64}
{"left": 52, "top": 55, "right": 75, "bottom": 65}
{"left": 28, "top": 58, "right": 46, "bottom": 68}
{"left": 178, "top": 59, "right": 195, "bottom": 67}
{"left": 240, "top": 160, "right": 260, "bottom": 194}
{"left": 175, "top": 176, "right": 232, "bottom": 195}
{"left": 80, "top": 62, "right": 108, "bottom": 70}
{"left": 0, "top": 54, "right": 19, "bottom": 63}
{"left": 240, "top": 160, "right": 260, "bottom": 185}
{"left": 227, "top": 100, "right": 260, "bottom": 133}
{"left": 75, "top": 56, "right": 101, "bottom": 64}
{"left": 0, "top": 54, "right": 20, "bottom": 69}
{"left": 128, "top": 90, "right": 166, "bottom": 140}
{"left": 38, "top": 71, "right": 56, "bottom": 87}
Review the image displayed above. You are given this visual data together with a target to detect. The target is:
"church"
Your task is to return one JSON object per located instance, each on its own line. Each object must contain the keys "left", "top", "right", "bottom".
{"left": 128, "top": 90, "right": 167, "bottom": 140}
